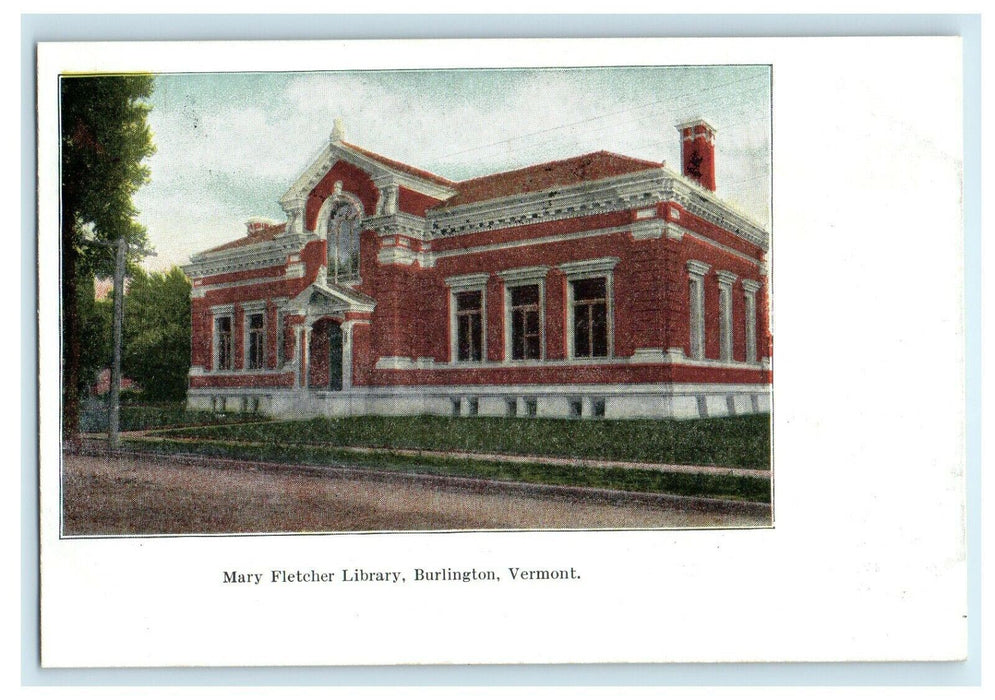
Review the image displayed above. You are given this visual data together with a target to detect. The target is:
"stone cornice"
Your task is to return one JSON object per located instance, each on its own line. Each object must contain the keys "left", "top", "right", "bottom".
{"left": 716, "top": 270, "right": 739, "bottom": 287}
{"left": 183, "top": 233, "right": 310, "bottom": 279}
{"left": 660, "top": 166, "right": 769, "bottom": 251}
{"left": 427, "top": 169, "right": 666, "bottom": 238}
{"left": 686, "top": 259, "right": 711, "bottom": 277}
{"left": 424, "top": 166, "right": 769, "bottom": 252}
{"left": 362, "top": 211, "right": 430, "bottom": 241}
{"left": 558, "top": 257, "right": 619, "bottom": 279}
{"left": 497, "top": 265, "right": 550, "bottom": 285}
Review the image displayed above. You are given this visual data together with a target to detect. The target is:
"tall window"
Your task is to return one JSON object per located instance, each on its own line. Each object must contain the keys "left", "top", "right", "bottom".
{"left": 687, "top": 260, "right": 710, "bottom": 360}
{"left": 717, "top": 271, "right": 737, "bottom": 362}
{"left": 247, "top": 313, "right": 265, "bottom": 370}
{"left": 509, "top": 285, "right": 541, "bottom": 360}
{"left": 328, "top": 203, "right": 361, "bottom": 283}
{"left": 215, "top": 316, "right": 233, "bottom": 370}
{"left": 743, "top": 279, "right": 761, "bottom": 363}
{"left": 689, "top": 277, "right": 705, "bottom": 359}
{"left": 571, "top": 278, "right": 608, "bottom": 358}
{"left": 455, "top": 291, "right": 483, "bottom": 362}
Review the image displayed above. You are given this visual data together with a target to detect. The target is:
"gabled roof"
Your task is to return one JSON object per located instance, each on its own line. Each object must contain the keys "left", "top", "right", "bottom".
{"left": 434, "top": 151, "right": 664, "bottom": 210}
{"left": 341, "top": 141, "right": 456, "bottom": 188}
{"left": 200, "top": 222, "right": 286, "bottom": 254}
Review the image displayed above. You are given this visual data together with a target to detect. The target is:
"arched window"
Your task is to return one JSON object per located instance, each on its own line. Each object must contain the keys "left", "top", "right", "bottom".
{"left": 328, "top": 203, "right": 361, "bottom": 283}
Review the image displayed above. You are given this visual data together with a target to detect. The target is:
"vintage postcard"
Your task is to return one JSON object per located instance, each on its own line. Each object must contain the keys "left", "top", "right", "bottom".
{"left": 37, "top": 37, "right": 966, "bottom": 668}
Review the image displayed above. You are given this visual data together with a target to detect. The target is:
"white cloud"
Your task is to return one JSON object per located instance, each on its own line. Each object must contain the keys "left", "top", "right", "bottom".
{"left": 137, "top": 67, "right": 771, "bottom": 272}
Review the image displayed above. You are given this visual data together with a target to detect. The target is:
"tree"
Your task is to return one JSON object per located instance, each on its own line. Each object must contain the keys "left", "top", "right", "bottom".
{"left": 122, "top": 267, "right": 192, "bottom": 401}
{"left": 61, "top": 75, "right": 155, "bottom": 442}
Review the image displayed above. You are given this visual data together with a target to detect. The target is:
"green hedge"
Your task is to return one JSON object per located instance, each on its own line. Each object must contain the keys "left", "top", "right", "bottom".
{"left": 150, "top": 413, "right": 771, "bottom": 469}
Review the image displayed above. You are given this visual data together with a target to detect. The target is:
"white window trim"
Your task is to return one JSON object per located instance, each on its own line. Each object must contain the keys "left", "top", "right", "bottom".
{"left": 499, "top": 266, "right": 548, "bottom": 361}
{"left": 742, "top": 279, "right": 761, "bottom": 364}
{"left": 314, "top": 187, "right": 365, "bottom": 285}
{"left": 445, "top": 272, "right": 490, "bottom": 364}
{"left": 242, "top": 302, "right": 268, "bottom": 372}
{"left": 559, "top": 257, "right": 618, "bottom": 360}
{"left": 686, "top": 260, "right": 710, "bottom": 360}
{"left": 210, "top": 304, "right": 235, "bottom": 372}
{"left": 716, "top": 270, "right": 738, "bottom": 362}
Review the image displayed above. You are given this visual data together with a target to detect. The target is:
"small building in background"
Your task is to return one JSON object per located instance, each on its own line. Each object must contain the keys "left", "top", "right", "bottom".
{"left": 183, "top": 118, "right": 771, "bottom": 420}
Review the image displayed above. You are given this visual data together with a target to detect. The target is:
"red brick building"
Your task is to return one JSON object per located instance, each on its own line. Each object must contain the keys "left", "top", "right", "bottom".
{"left": 183, "top": 119, "right": 771, "bottom": 419}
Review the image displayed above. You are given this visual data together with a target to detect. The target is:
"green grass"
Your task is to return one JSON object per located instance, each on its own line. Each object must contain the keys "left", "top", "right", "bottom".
{"left": 150, "top": 414, "right": 771, "bottom": 469}
{"left": 81, "top": 401, "right": 269, "bottom": 432}
{"left": 124, "top": 437, "right": 771, "bottom": 504}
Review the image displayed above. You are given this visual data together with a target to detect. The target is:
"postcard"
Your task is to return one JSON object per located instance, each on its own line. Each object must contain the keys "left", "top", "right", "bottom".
{"left": 37, "top": 37, "right": 966, "bottom": 667}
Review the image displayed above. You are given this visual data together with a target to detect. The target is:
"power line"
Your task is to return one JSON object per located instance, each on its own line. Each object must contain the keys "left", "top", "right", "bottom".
{"left": 434, "top": 71, "right": 769, "bottom": 161}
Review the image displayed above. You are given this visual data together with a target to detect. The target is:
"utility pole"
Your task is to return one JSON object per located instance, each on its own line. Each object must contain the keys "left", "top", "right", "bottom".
{"left": 108, "top": 237, "right": 126, "bottom": 450}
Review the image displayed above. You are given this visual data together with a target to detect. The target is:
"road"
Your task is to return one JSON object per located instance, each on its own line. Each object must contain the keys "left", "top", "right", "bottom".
{"left": 62, "top": 452, "right": 770, "bottom": 535}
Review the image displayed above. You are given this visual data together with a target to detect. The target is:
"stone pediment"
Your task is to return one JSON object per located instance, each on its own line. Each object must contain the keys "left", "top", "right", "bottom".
{"left": 287, "top": 278, "right": 376, "bottom": 317}
{"left": 279, "top": 140, "right": 456, "bottom": 212}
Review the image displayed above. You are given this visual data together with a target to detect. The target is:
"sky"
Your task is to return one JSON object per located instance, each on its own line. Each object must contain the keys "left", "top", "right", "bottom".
{"left": 132, "top": 66, "right": 771, "bottom": 272}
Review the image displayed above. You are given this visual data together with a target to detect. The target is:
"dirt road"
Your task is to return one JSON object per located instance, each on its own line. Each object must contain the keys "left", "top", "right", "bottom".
{"left": 62, "top": 452, "right": 770, "bottom": 535}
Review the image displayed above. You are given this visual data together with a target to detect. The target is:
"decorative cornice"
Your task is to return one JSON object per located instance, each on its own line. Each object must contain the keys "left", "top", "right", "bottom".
{"left": 183, "top": 233, "right": 309, "bottom": 279}
{"left": 742, "top": 279, "right": 762, "bottom": 294}
{"left": 660, "top": 167, "right": 769, "bottom": 251}
{"left": 362, "top": 211, "right": 430, "bottom": 241}
{"left": 558, "top": 257, "right": 619, "bottom": 279}
{"left": 445, "top": 272, "right": 490, "bottom": 290}
{"left": 716, "top": 270, "right": 738, "bottom": 287}
{"left": 630, "top": 220, "right": 664, "bottom": 240}
{"left": 497, "top": 265, "right": 550, "bottom": 285}
{"left": 686, "top": 260, "right": 711, "bottom": 277}
{"left": 428, "top": 169, "right": 666, "bottom": 238}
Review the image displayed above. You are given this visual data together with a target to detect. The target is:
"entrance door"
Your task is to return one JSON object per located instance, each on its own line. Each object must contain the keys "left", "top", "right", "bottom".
{"left": 328, "top": 323, "right": 343, "bottom": 391}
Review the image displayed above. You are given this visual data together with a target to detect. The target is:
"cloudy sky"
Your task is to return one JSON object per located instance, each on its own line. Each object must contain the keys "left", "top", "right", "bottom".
{"left": 133, "top": 65, "right": 771, "bottom": 271}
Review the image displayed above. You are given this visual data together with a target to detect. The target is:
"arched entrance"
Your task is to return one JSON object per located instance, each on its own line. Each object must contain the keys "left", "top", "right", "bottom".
{"left": 309, "top": 318, "right": 344, "bottom": 391}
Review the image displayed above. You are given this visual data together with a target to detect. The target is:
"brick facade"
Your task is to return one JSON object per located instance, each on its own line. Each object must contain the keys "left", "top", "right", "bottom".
{"left": 183, "top": 119, "right": 771, "bottom": 420}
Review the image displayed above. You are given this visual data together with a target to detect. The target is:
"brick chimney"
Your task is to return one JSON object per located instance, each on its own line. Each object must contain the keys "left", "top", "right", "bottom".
{"left": 676, "top": 119, "right": 717, "bottom": 191}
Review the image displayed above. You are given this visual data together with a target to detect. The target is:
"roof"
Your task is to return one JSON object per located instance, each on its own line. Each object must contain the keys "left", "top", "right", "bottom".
{"left": 434, "top": 151, "right": 664, "bottom": 209}
{"left": 201, "top": 221, "right": 286, "bottom": 254}
{"left": 342, "top": 141, "right": 456, "bottom": 188}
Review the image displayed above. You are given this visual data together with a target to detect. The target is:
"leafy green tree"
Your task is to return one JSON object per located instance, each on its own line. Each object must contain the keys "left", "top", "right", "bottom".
{"left": 122, "top": 267, "right": 192, "bottom": 401}
{"left": 61, "top": 75, "right": 155, "bottom": 441}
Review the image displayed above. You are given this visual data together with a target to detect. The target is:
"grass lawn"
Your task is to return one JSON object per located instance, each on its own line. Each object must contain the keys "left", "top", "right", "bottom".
{"left": 150, "top": 414, "right": 771, "bottom": 469}
{"left": 125, "top": 437, "right": 772, "bottom": 504}
{"left": 81, "top": 400, "right": 269, "bottom": 432}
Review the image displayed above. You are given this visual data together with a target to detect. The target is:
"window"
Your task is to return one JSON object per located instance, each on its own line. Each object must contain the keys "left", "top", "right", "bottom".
{"left": 571, "top": 278, "right": 609, "bottom": 358}
{"left": 446, "top": 273, "right": 489, "bottom": 364}
{"left": 592, "top": 398, "right": 606, "bottom": 418}
{"left": 247, "top": 313, "right": 265, "bottom": 370}
{"left": 686, "top": 260, "right": 710, "bottom": 360}
{"left": 328, "top": 203, "right": 361, "bottom": 283}
{"left": 500, "top": 266, "right": 548, "bottom": 361}
{"left": 524, "top": 398, "right": 538, "bottom": 417}
{"left": 717, "top": 271, "right": 738, "bottom": 362}
{"left": 506, "top": 398, "right": 518, "bottom": 417}
{"left": 569, "top": 398, "right": 583, "bottom": 418}
{"left": 689, "top": 277, "right": 705, "bottom": 359}
{"left": 559, "top": 258, "right": 617, "bottom": 360}
{"left": 509, "top": 285, "right": 542, "bottom": 360}
{"left": 455, "top": 291, "right": 484, "bottom": 362}
{"left": 743, "top": 280, "right": 761, "bottom": 363}
{"left": 275, "top": 310, "right": 286, "bottom": 367}
{"left": 215, "top": 316, "right": 233, "bottom": 370}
